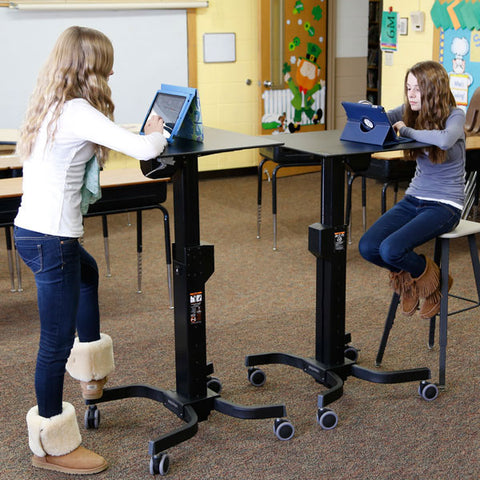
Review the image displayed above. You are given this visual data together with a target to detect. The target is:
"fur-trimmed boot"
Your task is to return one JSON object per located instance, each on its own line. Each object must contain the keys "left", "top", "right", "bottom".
{"left": 389, "top": 271, "right": 419, "bottom": 316}
{"left": 27, "top": 402, "right": 107, "bottom": 474}
{"left": 66, "top": 333, "right": 114, "bottom": 400}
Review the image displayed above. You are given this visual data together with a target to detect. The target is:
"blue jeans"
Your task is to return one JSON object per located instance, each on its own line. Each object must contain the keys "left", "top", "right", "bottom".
{"left": 358, "top": 195, "right": 461, "bottom": 278}
{"left": 14, "top": 227, "right": 101, "bottom": 418}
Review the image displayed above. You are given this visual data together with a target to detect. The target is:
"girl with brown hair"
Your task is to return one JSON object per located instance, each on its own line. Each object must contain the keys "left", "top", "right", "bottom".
{"left": 359, "top": 60, "right": 465, "bottom": 319}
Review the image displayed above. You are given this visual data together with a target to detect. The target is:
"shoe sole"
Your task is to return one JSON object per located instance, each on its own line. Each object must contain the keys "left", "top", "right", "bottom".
{"left": 32, "top": 456, "right": 108, "bottom": 475}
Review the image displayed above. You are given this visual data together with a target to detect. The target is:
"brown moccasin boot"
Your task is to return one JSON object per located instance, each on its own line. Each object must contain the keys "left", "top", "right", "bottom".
{"left": 419, "top": 274, "right": 453, "bottom": 319}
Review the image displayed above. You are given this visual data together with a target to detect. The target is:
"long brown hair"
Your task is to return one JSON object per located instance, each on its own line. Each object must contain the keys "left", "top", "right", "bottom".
{"left": 403, "top": 61, "right": 457, "bottom": 164}
{"left": 16, "top": 26, "right": 115, "bottom": 166}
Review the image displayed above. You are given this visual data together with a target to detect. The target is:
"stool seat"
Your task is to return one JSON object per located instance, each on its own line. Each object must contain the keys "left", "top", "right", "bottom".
{"left": 439, "top": 218, "right": 480, "bottom": 238}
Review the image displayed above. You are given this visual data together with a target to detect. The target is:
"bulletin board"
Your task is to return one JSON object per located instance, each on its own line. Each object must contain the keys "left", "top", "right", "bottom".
{"left": 432, "top": 0, "right": 480, "bottom": 109}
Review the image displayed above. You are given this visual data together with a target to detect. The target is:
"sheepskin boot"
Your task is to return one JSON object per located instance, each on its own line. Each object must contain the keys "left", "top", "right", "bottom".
{"left": 66, "top": 333, "right": 114, "bottom": 400}
{"left": 27, "top": 402, "right": 107, "bottom": 474}
{"left": 389, "top": 271, "right": 419, "bottom": 316}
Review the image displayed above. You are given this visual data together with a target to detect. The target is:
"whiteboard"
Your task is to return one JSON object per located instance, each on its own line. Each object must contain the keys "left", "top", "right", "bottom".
{"left": 0, "top": 8, "right": 188, "bottom": 129}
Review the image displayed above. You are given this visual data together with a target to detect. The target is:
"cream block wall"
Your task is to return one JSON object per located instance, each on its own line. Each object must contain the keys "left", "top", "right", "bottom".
{"left": 380, "top": 0, "right": 435, "bottom": 109}
{"left": 195, "top": 0, "right": 261, "bottom": 171}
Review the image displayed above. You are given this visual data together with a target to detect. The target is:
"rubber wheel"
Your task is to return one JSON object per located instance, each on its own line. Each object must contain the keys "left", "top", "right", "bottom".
{"left": 316, "top": 408, "right": 338, "bottom": 430}
{"left": 418, "top": 380, "right": 439, "bottom": 401}
{"left": 273, "top": 418, "right": 295, "bottom": 441}
{"left": 149, "top": 453, "right": 170, "bottom": 476}
{"left": 248, "top": 367, "right": 266, "bottom": 387}
{"left": 206, "top": 376, "right": 222, "bottom": 393}
{"left": 84, "top": 405, "right": 100, "bottom": 430}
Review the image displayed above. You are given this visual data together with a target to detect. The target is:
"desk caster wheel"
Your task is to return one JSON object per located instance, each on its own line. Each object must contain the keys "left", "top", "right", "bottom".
{"left": 207, "top": 376, "right": 222, "bottom": 393}
{"left": 248, "top": 367, "right": 266, "bottom": 387}
{"left": 84, "top": 405, "right": 100, "bottom": 430}
{"left": 149, "top": 452, "right": 170, "bottom": 476}
{"left": 344, "top": 346, "right": 359, "bottom": 362}
{"left": 273, "top": 418, "right": 294, "bottom": 441}
{"left": 316, "top": 407, "right": 338, "bottom": 430}
{"left": 418, "top": 380, "right": 439, "bottom": 401}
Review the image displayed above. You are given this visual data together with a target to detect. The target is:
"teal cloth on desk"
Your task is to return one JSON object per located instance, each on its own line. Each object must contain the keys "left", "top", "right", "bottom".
{"left": 80, "top": 156, "right": 102, "bottom": 215}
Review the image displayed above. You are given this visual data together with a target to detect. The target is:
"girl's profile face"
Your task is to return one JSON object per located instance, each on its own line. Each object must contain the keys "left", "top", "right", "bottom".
{"left": 406, "top": 72, "right": 421, "bottom": 111}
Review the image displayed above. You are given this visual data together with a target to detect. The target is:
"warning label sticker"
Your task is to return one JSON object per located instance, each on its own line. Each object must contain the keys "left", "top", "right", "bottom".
{"left": 189, "top": 291, "right": 203, "bottom": 324}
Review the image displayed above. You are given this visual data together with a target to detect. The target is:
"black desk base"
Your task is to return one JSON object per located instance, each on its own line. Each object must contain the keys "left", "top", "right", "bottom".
{"left": 245, "top": 351, "right": 431, "bottom": 428}
{"left": 82, "top": 129, "right": 293, "bottom": 476}
{"left": 86, "top": 368, "right": 288, "bottom": 475}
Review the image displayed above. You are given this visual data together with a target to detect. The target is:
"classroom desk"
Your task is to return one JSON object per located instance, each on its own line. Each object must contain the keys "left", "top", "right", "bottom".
{"left": 244, "top": 130, "right": 433, "bottom": 427}
{"left": 0, "top": 168, "right": 172, "bottom": 298}
{"left": 85, "top": 127, "right": 289, "bottom": 475}
{"left": 0, "top": 129, "right": 18, "bottom": 153}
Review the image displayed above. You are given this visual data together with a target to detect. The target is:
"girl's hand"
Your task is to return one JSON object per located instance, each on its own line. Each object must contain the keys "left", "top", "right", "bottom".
{"left": 393, "top": 120, "right": 406, "bottom": 135}
{"left": 144, "top": 115, "right": 164, "bottom": 134}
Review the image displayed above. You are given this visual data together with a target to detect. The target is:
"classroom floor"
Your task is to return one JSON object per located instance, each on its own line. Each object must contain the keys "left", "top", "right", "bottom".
{"left": 1, "top": 171, "right": 479, "bottom": 480}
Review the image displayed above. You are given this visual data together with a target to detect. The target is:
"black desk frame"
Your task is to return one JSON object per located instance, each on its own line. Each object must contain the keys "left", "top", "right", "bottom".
{"left": 245, "top": 131, "right": 431, "bottom": 416}
{"left": 85, "top": 128, "right": 288, "bottom": 474}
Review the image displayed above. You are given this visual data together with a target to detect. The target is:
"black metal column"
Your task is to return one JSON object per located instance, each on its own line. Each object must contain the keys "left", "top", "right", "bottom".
{"left": 172, "top": 156, "right": 214, "bottom": 400}
{"left": 312, "top": 156, "right": 347, "bottom": 367}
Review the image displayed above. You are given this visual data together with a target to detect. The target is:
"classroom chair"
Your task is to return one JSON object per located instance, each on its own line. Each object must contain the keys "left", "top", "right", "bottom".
{"left": 256, "top": 146, "right": 321, "bottom": 250}
{"left": 344, "top": 157, "right": 416, "bottom": 243}
{"left": 375, "top": 174, "right": 480, "bottom": 395}
{"left": 85, "top": 178, "right": 173, "bottom": 308}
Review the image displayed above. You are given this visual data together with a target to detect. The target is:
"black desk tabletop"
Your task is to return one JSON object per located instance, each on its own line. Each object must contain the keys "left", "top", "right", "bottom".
{"left": 270, "top": 129, "right": 428, "bottom": 158}
{"left": 163, "top": 126, "right": 284, "bottom": 158}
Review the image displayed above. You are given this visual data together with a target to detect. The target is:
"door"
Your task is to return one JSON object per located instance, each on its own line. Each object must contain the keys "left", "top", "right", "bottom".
{"left": 260, "top": 0, "right": 327, "bottom": 132}
{"left": 259, "top": 0, "right": 328, "bottom": 177}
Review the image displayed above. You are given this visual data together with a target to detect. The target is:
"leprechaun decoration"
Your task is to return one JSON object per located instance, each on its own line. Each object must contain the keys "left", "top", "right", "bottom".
{"left": 284, "top": 42, "right": 324, "bottom": 133}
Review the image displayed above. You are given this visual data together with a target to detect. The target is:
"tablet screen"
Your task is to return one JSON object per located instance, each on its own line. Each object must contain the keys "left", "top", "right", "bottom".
{"left": 147, "top": 92, "right": 187, "bottom": 133}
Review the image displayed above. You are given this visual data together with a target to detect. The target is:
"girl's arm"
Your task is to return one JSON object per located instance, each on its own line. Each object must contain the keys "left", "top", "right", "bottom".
{"left": 66, "top": 99, "right": 168, "bottom": 160}
{"left": 397, "top": 108, "right": 465, "bottom": 150}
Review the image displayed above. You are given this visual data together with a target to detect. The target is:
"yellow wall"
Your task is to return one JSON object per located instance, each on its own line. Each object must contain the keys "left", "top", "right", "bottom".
{"left": 195, "top": 0, "right": 261, "bottom": 171}
{"left": 380, "top": 0, "right": 435, "bottom": 109}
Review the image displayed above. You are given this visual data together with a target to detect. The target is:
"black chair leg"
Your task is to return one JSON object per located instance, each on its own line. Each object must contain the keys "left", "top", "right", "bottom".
{"left": 5, "top": 227, "right": 16, "bottom": 292}
{"left": 157, "top": 205, "right": 173, "bottom": 309}
{"left": 375, "top": 292, "right": 400, "bottom": 366}
{"left": 136, "top": 211, "right": 143, "bottom": 294}
{"left": 102, "top": 215, "right": 111, "bottom": 277}
{"left": 361, "top": 176, "right": 367, "bottom": 232}
{"left": 257, "top": 157, "right": 270, "bottom": 240}
{"left": 438, "top": 237, "right": 450, "bottom": 389}
{"left": 428, "top": 238, "right": 443, "bottom": 349}
{"left": 346, "top": 172, "right": 359, "bottom": 244}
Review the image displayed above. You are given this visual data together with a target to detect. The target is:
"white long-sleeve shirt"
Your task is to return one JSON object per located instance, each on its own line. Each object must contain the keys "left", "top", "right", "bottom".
{"left": 15, "top": 98, "right": 167, "bottom": 237}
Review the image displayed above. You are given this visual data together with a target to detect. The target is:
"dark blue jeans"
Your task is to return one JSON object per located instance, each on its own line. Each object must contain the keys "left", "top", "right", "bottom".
{"left": 358, "top": 195, "right": 461, "bottom": 278}
{"left": 14, "top": 227, "right": 101, "bottom": 418}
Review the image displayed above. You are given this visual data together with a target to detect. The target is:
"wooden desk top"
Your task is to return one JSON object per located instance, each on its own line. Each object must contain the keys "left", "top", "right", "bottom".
{"left": 0, "top": 167, "right": 168, "bottom": 199}
{"left": 0, "top": 129, "right": 18, "bottom": 144}
{"left": 371, "top": 135, "right": 480, "bottom": 160}
{"left": 0, "top": 154, "right": 22, "bottom": 170}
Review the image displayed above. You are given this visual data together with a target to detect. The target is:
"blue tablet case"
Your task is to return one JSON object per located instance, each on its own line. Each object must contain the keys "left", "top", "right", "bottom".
{"left": 141, "top": 84, "right": 204, "bottom": 143}
{"left": 340, "top": 101, "right": 412, "bottom": 146}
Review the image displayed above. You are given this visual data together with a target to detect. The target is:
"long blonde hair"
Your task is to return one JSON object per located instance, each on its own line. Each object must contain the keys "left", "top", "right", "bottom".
{"left": 403, "top": 61, "right": 457, "bottom": 164}
{"left": 16, "top": 26, "right": 115, "bottom": 166}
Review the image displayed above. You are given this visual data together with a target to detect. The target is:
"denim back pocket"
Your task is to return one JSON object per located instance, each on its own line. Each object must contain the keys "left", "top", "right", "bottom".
{"left": 15, "top": 241, "right": 43, "bottom": 274}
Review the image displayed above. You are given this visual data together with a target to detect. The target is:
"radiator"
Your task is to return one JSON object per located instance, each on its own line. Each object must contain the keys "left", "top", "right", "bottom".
{"left": 261, "top": 87, "right": 325, "bottom": 131}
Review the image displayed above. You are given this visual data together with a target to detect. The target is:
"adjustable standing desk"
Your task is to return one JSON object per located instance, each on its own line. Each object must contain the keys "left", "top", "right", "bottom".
{"left": 86, "top": 127, "right": 290, "bottom": 475}
{"left": 245, "top": 130, "right": 434, "bottom": 428}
